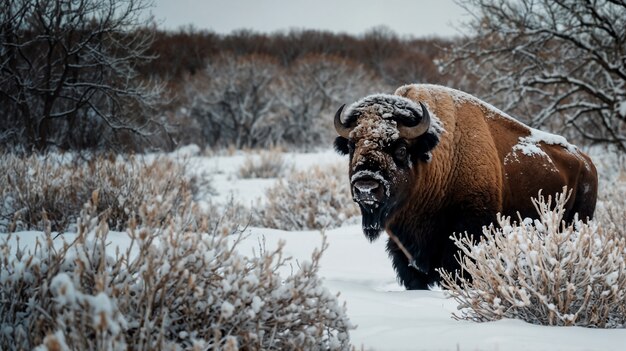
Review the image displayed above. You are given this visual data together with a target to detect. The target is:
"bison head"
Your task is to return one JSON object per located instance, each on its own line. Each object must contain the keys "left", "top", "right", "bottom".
{"left": 333, "top": 94, "right": 442, "bottom": 241}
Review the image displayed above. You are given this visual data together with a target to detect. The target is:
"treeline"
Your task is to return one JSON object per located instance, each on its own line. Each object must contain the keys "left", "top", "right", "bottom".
{"left": 144, "top": 27, "right": 455, "bottom": 150}
{"left": 142, "top": 27, "right": 452, "bottom": 87}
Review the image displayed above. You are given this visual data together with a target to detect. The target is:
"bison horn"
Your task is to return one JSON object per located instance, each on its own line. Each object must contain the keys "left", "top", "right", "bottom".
{"left": 398, "top": 102, "right": 431, "bottom": 140}
{"left": 334, "top": 104, "right": 351, "bottom": 138}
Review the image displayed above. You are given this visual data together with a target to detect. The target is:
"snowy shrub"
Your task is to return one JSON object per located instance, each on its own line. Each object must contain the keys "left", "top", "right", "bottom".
{"left": 204, "top": 195, "right": 254, "bottom": 237}
{"left": 595, "top": 154, "right": 626, "bottom": 234}
{"left": 0, "top": 153, "right": 201, "bottom": 232}
{"left": 440, "top": 189, "right": 626, "bottom": 328}
{"left": 254, "top": 164, "right": 359, "bottom": 230}
{"left": 238, "top": 149, "right": 287, "bottom": 179}
{"left": 0, "top": 195, "right": 354, "bottom": 350}
{"left": 596, "top": 183, "right": 626, "bottom": 238}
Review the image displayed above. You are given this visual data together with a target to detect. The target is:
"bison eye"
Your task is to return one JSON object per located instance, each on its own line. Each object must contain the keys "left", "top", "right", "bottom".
{"left": 394, "top": 145, "right": 407, "bottom": 161}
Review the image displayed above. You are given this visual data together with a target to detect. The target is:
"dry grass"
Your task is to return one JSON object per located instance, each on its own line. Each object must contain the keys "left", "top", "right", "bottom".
{"left": 440, "top": 188, "right": 626, "bottom": 328}
{"left": 254, "top": 164, "right": 359, "bottom": 230}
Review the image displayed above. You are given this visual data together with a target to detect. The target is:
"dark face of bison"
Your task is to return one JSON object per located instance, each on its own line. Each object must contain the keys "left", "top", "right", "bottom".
{"left": 333, "top": 95, "right": 442, "bottom": 241}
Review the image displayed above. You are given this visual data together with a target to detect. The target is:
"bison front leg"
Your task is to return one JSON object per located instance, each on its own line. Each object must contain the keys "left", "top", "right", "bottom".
{"left": 386, "top": 239, "right": 432, "bottom": 290}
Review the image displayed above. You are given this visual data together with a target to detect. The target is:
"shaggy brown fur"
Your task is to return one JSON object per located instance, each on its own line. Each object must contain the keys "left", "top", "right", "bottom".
{"left": 334, "top": 84, "right": 598, "bottom": 290}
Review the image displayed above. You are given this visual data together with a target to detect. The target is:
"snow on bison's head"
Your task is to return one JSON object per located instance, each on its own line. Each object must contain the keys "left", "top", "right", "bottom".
{"left": 333, "top": 94, "right": 444, "bottom": 241}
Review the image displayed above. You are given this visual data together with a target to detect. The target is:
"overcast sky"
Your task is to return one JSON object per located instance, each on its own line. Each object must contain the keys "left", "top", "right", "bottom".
{"left": 151, "top": 0, "right": 469, "bottom": 38}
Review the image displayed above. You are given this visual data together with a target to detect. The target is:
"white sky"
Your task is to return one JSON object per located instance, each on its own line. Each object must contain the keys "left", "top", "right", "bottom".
{"left": 151, "top": 0, "right": 469, "bottom": 38}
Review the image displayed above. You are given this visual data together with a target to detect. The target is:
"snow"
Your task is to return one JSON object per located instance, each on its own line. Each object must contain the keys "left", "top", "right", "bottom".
{"left": 619, "top": 101, "right": 626, "bottom": 118}
{"left": 49, "top": 273, "right": 77, "bottom": 305}
{"left": 185, "top": 150, "right": 345, "bottom": 205}
{"left": 3, "top": 150, "right": 626, "bottom": 350}
{"left": 400, "top": 83, "right": 519, "bottom": 124}
{"left": 220, "top": 301, "right": 235, "bottom": 318}
{"left": 238, "top": 226, "right": 626, "bottom": 351}
{"left": 345, "top": 93, "right": 445, "bottom": 139}
{"left": 515, "top": 128, "right": 578, "bottom": 157}
{"left": 345, "top": 93, "right": 421, "bottom": 121}
{"left": 505, "top": 127, "right": 583, "bottom": 172}
{"left": 606, "top": 272, "right": 619, "bottom": 286}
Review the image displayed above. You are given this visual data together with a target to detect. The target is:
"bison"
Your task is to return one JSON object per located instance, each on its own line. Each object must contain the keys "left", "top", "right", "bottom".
{"left": 333, "top": 84, "right": 598, "bottom": 290}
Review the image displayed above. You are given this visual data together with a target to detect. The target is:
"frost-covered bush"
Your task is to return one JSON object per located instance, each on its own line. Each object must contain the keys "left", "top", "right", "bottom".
{"left": 254, "top": 165, "right": 359, "bottom": 230}
{"left": 596, "top": 183, "right": 626, "bottom": 239}
{"left": 0, "top": 153, "right": 201, "bottom": 232}
{"left": 204, "top": 195, "right": 254, "bottom": 237}
{"left": 440, "top": 189, "right": 626, "bottom": 328}
{"left": 238, "top": 150, "right": 287, "bottom": 179}
{"left": 0, "top": 195, "right": 353, "bottom": 350}
{"left": 595, "top": 153, "right": 626, "bottom": 235}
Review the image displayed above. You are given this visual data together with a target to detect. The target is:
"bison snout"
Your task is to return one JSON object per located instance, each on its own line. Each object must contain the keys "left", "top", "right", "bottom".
{"left": 352, "top": 179, "right": 385, "bottom": 206}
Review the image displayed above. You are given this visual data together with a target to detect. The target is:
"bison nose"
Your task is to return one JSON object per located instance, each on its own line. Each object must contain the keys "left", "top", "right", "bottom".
{"left": 352, "top": 179, "right": 384, "bottom": 205}
{"left": 354, "top": 179, "right": 379, "bottom": 193}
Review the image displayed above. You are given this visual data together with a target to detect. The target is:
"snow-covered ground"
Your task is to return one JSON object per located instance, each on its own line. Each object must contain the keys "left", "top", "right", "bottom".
{"left": 6, "top": 149, "right": 626, "bottom": 350}
{"left": 237, "top": 226, "right": 626, "bottom": 351}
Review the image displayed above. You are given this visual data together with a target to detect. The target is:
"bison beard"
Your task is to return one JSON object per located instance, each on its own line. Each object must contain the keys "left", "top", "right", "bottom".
{"left": 359, "top": 203, "right": 389, "bottom": 241}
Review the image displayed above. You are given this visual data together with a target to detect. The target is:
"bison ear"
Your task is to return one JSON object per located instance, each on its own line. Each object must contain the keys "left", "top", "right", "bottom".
{"left": 334, "top": 136, "right": 350, "bottom": 155}
{"left": 409, "top": 132, "right": 440, "bottom": 162}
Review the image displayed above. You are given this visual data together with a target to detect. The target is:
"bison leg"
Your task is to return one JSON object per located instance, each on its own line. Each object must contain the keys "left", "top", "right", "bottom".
{"left": 386, "top": 239, "right": 432, "bottom": 290}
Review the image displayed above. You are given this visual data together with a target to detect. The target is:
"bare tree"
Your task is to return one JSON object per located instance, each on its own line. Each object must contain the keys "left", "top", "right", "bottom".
{"left": 184, "top": 53, "right": 389, "bottom": 150}
{"left": 274, "top": 54, "right": 387, "bottom": 147}
{"left": 443, "top": 0, "right": 626, "bottom": 149}
{"left": 189, "top": 54, "right": 279, "bottom": 148}
{"left": 0, "top": 0, "right": 167, "bottom": 151}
